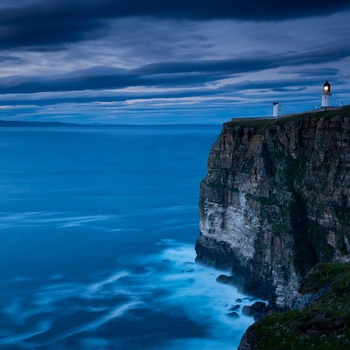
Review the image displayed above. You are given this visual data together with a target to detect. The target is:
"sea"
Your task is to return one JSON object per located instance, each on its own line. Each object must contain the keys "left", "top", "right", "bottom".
{"left": 0, "top": 125, "right": 256, "bottom": 349}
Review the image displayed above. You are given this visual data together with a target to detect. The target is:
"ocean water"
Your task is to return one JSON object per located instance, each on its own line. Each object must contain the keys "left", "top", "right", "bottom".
{"left": 0, "top": 125, "right": 256, "bottom": 349}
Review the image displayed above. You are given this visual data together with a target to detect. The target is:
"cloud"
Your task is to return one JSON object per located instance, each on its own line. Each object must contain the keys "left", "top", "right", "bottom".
{"left": 0, "top": 1, "right": 349, "bottom": 124}
{"left": 1, "top": 1, "right": 350, "bottom": 50}
{"left": 221, "top": 79, "right": 312, "bottom": 92}
{"left": 281, "top": 68, "right": 340, "bottom": 78}
{"left": 0, "top": 45, "right": 348, "bottom": 95}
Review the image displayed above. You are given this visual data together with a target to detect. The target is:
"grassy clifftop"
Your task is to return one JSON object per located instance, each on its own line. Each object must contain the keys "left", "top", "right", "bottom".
{"left": 225, "top": 105, "right": 350, "bottom": 131}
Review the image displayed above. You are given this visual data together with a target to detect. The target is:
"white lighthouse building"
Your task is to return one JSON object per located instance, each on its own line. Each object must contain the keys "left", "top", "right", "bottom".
{"left": 272, "top": 102, "right": 281, "bottom": 117}
{"left": 322, "top": 81, "right": 332, "bottom": 107}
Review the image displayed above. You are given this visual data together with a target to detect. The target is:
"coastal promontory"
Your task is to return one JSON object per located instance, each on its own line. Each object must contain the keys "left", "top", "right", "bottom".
{"left": 196, "top": 106, "right": 350, "bottom": 310}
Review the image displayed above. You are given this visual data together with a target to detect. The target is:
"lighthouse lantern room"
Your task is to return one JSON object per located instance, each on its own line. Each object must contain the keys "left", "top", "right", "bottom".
{"left": 322, "top": 81, "right": 332, "bottom": 107}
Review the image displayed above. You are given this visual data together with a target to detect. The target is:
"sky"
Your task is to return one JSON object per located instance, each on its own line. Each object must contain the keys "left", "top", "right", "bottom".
{"left": 0, "top": 1, "right": 350, "bottom": 125}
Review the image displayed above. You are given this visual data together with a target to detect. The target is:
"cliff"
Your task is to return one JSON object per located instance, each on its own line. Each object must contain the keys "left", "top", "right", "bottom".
{"left": 196, "top": 106, "right": 350, "bottom": 309}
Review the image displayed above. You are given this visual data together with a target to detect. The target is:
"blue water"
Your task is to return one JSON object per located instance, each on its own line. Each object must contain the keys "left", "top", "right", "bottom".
{"left": 0, "top": 126, "right": 255, "bottom": 349}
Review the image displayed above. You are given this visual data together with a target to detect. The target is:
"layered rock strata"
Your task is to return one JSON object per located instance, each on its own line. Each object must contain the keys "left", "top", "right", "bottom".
{"left": 196, "top": 107, "right": 350, "bottom": 309}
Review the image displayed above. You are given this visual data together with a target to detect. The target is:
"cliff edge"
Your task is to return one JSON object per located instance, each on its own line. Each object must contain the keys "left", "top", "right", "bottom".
{"left": 196, "top": 106, "right": 350, "bottom": 309}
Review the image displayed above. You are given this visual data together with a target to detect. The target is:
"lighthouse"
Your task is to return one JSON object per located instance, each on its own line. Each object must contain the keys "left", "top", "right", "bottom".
{"left": 322, "top": 81, "right": 332, "bottom": 107}
{"left": 272, "top": 102, "right": 281, "bottom": 117}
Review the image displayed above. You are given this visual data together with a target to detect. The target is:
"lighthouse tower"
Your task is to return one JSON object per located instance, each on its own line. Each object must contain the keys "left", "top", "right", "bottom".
{"left": 272, "top": 102, "right": 281, "bottom": 117}
{"left": 322, "top": 81, "right": 332, "bottom": 107}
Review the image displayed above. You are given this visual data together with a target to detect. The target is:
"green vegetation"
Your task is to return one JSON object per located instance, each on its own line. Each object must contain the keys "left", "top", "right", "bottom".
{"left": 225, "top": 118, "right": 278, "bottom": 131}
{"left": 201, "top": 180, "right": 225, "bottom": 189}
{"left": 274, "top": 154, "right": 309, "bottom": 190}
{"left": 261, "top": 141, "right": 274, "bottom": 177}
{"left": 247, "top": 262, "right": 350, "bottom": 350}
{"left": 300, "top": 262, "right": 350, "bottom": 293}
{"left": 225, "top": 105, "right": 350, "bottom": 131}
{"left": 336, "top": 206, "right": 350, "bottom": 227}
{"left": 245, "top": 193, "right": 274, "bottom": 206}
{"left": 308, "top": 223, "right": 335, "bottom": 261}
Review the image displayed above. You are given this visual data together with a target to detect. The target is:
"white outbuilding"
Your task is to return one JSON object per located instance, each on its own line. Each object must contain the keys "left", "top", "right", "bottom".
{"left": 272, "top": 102, "right": 281, "bottom": 117}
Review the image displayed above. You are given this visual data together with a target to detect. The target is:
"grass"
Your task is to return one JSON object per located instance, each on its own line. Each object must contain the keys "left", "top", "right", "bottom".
{"left": 225, "top": 105, "right": 350, "bottom": 131}
{"left": 247, "top": 262, "right": 350, "bottom": 350}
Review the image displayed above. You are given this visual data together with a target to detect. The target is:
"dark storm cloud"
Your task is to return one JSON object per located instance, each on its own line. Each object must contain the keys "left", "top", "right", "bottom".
{"left": 0, "top": 68, "right": 227, "bottom": 94}
{"left": 0, "top": 46, "right": 348, "bottom": 95}
{"left": 282, "top": 68, "right": 340, "bottom": 78}
{"left": 222, "top": 79, "right": 313, "bottom": 92}
{"left": 134, "top": 47, "right": 350, "bottom": 75}
{"left": 1, "top": 0, "right": 350, "bottom": 49}
{"left": 0, "top": 55, "right": 24, "bottom": 64}
{"left": 133, "top": 58, "right": 269, "bottom": 75}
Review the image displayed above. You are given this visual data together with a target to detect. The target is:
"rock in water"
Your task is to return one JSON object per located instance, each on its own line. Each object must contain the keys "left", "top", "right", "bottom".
{"left": 216, "top": 274, "right": 236, "bottom": 286}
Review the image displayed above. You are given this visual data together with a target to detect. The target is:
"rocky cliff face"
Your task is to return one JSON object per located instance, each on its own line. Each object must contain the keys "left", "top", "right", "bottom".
{"left": 196, "top": 107, "right": 350, "bottom": 309}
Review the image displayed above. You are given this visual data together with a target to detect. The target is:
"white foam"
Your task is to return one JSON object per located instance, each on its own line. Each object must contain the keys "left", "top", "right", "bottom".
{"left": 50, "top": 273, "right": 65, "bottom": 280}
{"left": 35, "top": 283, "right": 83, "bottom": 306}
{"left": 10, "top": 275, "right": 32, "bottom": 283}
{"left": 129, "top": 241, "right": 261, "bottom": 348}
{"left": 1, "top": 241, "right": 260, "bottom": 349}
{"left": 107, "top": 228, "right": 141, "bottom": 232}
{"left": 0, "top": 211, "right": 114, "bottom": 229}
{"left": 0, "top": 321, "right": 52, "bottom": 346}
{"left": 85, "top": 271, "right": 129, "bottom": 296}
{"left": 4, "top": 298, "right": 57, "bottom": 326}
{"left": 41, "top": 301, "right": 143, "bottom": 346}
{"left": 60, "top": 215, "right": 113, "bottom": 228}
{"left": 121, "top": 205, "right": 196, "bottom": 217}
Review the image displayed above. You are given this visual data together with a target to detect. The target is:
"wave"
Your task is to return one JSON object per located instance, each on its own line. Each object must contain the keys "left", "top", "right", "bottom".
{"left": 0, "top": 240, "right": 259, "bottom": 349}
{"left": 0, "top": 211, "right": 114, "bottom": 229}
{"left": 0, "top": 321, "right": 52, "bottom": 346}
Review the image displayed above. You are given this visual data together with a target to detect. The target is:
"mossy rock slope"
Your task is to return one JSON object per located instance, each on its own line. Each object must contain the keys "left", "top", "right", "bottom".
{"left": 239, "top": 262, "right": 350, "bottom": 350}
